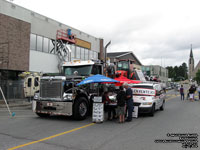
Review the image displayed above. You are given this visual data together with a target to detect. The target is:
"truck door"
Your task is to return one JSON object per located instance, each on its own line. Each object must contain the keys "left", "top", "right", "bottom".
{"left": 34, "top": 76, "right": 40, "bottom": 93}
{"left": 24, "top": 77, "right": 33, "bottom": 97}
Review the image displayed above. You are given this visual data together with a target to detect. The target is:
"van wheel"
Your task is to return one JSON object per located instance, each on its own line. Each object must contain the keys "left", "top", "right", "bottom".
{"left": 36, "top": 113, "right": 50, "bottom": 117}
{"left": 149, "top": 104, "right": 155, "bottom": 117}
{"left": 74, "top": 97, "right": 88, "bottom": 120}
{"left": 160, "top": 100, "right": 165, "bottom": 111}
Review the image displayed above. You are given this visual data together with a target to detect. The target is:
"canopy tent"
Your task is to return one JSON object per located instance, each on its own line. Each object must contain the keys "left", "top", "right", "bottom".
{"left": 77, "top": 74, "right": 119, "bottom": 86}
{"left": 114, "top": 76, "right": 142, "bottom": 86}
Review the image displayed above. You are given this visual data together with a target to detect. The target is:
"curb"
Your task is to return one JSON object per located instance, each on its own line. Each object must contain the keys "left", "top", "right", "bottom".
{"left": 0, "top": 102, "right": 32, "bottom": 108}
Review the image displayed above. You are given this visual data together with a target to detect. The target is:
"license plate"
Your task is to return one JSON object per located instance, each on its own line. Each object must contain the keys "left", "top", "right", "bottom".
{"left": 47, "top": 103, "right": 53, "bottom": 106}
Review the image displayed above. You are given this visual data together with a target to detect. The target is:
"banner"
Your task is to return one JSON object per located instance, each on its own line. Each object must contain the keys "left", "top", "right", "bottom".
{"left": 132, "top": 88, "right": 156, "bottom": 96}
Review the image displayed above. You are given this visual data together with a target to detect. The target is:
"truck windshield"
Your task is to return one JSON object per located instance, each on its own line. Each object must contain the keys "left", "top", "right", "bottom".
{"left": 117, "top": 61, "right": 129, "bottom": 70}
{"left": 64, "top": 65, "right": 93, "bottom": 76}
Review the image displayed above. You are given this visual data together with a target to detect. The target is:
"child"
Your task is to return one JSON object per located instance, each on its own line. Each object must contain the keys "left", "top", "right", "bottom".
{"left": 116, "top": 86, "right": 126, "bottom": 123}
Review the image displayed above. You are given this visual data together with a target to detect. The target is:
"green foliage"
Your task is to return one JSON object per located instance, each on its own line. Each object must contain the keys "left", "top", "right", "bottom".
{"left": 166, "top": 62, "right": 188, "bottom": 81}
{"left": 195, "top": 69, "right": 200, "bottom": 84}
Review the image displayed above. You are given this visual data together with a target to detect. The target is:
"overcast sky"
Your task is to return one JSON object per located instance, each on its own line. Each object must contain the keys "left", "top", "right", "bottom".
{"left": 11, "top": 0, "right": 200, "bottom": 67}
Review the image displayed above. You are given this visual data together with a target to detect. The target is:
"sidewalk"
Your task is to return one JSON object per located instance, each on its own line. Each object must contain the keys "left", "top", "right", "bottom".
{"left": 0, "top": 99, "right": 32, "bottom": 108}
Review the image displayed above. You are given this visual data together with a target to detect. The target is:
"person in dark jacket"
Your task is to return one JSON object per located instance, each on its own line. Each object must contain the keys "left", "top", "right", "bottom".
{"left": 189, "top": 85, "right": 196, "bottom": 101}
{"left": 123, "top": 82, "right": 133, "bottom": 122}
{"left": 179, "top": 85, "right": 184, "bottom": 100}
{"left": 102, "top": 92, "right": 116, "bottom": 120}
{"left": 116, "top": 86, "right": 126, "bottom": 123}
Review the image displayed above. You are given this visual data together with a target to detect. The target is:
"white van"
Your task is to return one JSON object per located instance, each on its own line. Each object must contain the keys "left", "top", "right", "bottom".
{"left": 131, "top": 83, "right": 166, "bottom": 116}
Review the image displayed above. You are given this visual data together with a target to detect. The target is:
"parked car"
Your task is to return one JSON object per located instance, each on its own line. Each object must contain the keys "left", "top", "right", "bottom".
{"left": 166, "top": 86, "right": 172, "bottom": 90}
{"left": 131, "top": 83, "right": 166, "bottom": 116}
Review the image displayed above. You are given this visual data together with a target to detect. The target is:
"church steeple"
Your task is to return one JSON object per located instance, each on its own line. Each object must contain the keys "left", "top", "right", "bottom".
{"left": 189, "top": 44, "right": 194, "bottom": 79}
{"left": 190, "top": 44, "right": 193, "bottom": 58}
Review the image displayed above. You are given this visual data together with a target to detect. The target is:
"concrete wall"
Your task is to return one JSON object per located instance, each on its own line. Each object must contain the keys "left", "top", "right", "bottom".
{"left": 192, "top": 60, "right": 200, "bottom": 78}
{"left": 143, "top": 65, "right": 168, "bottom": 82}
{"left": 29, "top": 50, "right": 59, "bottom": 73}
{"left": 0, "top": 0, "right": 100, "bottom": 52}
{"left": 0, "top": 13, "right": 30, "bottom": 71}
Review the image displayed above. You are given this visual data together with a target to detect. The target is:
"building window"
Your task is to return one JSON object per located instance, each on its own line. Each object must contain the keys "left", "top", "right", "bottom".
{"left": 81, "top": 47, "right": 85, "bottom": 60}
{"left": 49, "top": 39, "right": 54, "bottom": 54}
{"left": 28, "top": 78, "right": 32, "bottom": 87}
{"left": 92, "top": 51, "right": 95, "bottom": 59}
{"left": 34, "top": 77, "right": 39, "bottom": 87}
{"left": 37, "top": 35, "right": 43, "bottom": 51}
{"left": 85, "top": 49, "right": 89, "bottom": 60}
{"left": 94, "top": 52, "right": 98, "bottom": 60}
{"left": 76, "top": 47, "right": 81, "bottom": 59}
{"left": 89, "top": 50, "right": 93, "bottom": 60}
{"left": 43, "top": 37, "right": 49, "bottom": 53}
{"left": 70, "top": 45, "right": 75, "bottom": 59}
{"left": 30, "top": 34, "right": 36, "bottom": 50}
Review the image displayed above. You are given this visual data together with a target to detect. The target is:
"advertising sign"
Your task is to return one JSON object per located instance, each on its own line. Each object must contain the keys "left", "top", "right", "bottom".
{"left": 93, "top": 96, "right": 102, "bottom": 103}
{"left": 132, "top": 88, "right": 156, "bottom": 96}
{"left": 75, "top": 38, "right": 91, "bottom": 50}
{"left": 92, "top": 103, "right": 104, "bottom": 123}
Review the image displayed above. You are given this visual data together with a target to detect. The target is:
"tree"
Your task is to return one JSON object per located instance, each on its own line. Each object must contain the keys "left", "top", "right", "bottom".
{"left": 166, "top": 66, "right": 175, "bottom": 78}
{"left": 195, "top": 69, "right": 200, "bottom": 84}
{"left": 166, "top": 62, "right": 188, "bottom": 81}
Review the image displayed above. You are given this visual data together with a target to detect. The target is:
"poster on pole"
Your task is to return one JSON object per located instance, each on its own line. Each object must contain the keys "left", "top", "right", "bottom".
{"left": 92, "top": 103, "right": 104, "bottom": 123}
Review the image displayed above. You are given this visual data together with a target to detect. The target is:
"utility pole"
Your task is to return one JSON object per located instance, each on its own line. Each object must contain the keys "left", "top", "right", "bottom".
{"left": 104, "top": 41, "right": 111, "bottom": 76}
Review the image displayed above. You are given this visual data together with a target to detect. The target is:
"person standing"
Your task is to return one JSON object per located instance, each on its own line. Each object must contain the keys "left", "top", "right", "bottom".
{"left": 123, "top": 82, "right": 133, "bottom": 122}
{"left": 180, "top": 85, "right": 184, "bottom": 100}
{"left": 197, "top": 85, "right": 200, "bottom": 100}
{"left": 102, "top": 92, "right": 116, "bottom": 120}
{"left": 116, "top": 86, "right": 126, "bottom": 123}
{"left": 189, "top": 85, "right": 195, "bottom": 101}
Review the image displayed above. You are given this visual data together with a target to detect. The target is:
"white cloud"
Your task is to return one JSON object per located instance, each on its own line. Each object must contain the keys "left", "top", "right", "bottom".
{"left": 12, "top": 0, "right": 200, "bottom": 67}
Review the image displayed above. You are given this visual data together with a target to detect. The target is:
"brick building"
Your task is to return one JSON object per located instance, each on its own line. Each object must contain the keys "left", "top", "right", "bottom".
{"left": 0, "top": 0, "right": 104, "bottom": 80}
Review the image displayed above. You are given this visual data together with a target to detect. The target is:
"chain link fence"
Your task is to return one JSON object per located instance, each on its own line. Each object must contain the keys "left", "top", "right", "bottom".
{"left": 0, "top": 80, "right": 26, "bottom": 101}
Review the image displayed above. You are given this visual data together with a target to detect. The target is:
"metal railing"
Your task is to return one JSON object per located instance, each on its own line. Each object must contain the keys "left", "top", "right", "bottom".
{"left": 0, "top": 80, "right": 25, "bottom": 100}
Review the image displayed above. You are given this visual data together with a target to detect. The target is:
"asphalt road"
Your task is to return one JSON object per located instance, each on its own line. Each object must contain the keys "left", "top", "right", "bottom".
{"left": 1, "top": 90, "right": 200, "bottom": 150}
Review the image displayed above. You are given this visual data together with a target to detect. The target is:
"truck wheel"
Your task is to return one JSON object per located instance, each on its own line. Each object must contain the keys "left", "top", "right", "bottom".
{"left": 160, "top": 100, "right": 165, "bottom": 111}
{"left": 36, "top": 113, "right": 50, "bottom": 118}
{"left": 74, "top": 97, "right": 88, "bottom": 120}
{"left": 149, "top": 104, "right": 155, "bottom": 117}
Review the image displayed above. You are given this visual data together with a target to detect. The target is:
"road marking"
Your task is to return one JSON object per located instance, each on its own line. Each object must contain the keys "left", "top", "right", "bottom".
{"left": 8, "top": 123, "right": 95, "bottom": 150}
{"left": 166, "top": 95, "right": 177, "bottom": 101}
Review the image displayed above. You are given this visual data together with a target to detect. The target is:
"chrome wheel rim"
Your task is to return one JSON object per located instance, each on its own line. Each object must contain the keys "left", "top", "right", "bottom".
{"left": 79, "top": 102, "right": 87, "bottom": 117}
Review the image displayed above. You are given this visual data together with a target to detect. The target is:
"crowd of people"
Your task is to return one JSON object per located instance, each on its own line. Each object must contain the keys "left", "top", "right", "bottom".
{"left": 179, "top": 84, "right": 200, "bottom": 101}
{"left": 102, "top": 82, "right": 134, "bottom": 123}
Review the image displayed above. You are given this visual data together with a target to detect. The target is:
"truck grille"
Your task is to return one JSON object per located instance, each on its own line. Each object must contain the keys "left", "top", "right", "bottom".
{"left": 40, "top": 80, "right": 62, "bottom": 99}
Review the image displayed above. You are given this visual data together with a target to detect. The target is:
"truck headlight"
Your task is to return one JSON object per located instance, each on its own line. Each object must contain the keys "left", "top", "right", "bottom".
{"left": 34, "top": 93, "right": 39, "bottom": 100}
{"left": 142, "top": 102, "right": 153, "bottom": 105}
{"left": 63, "top": 93, "right": 73, "bottom": 100}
